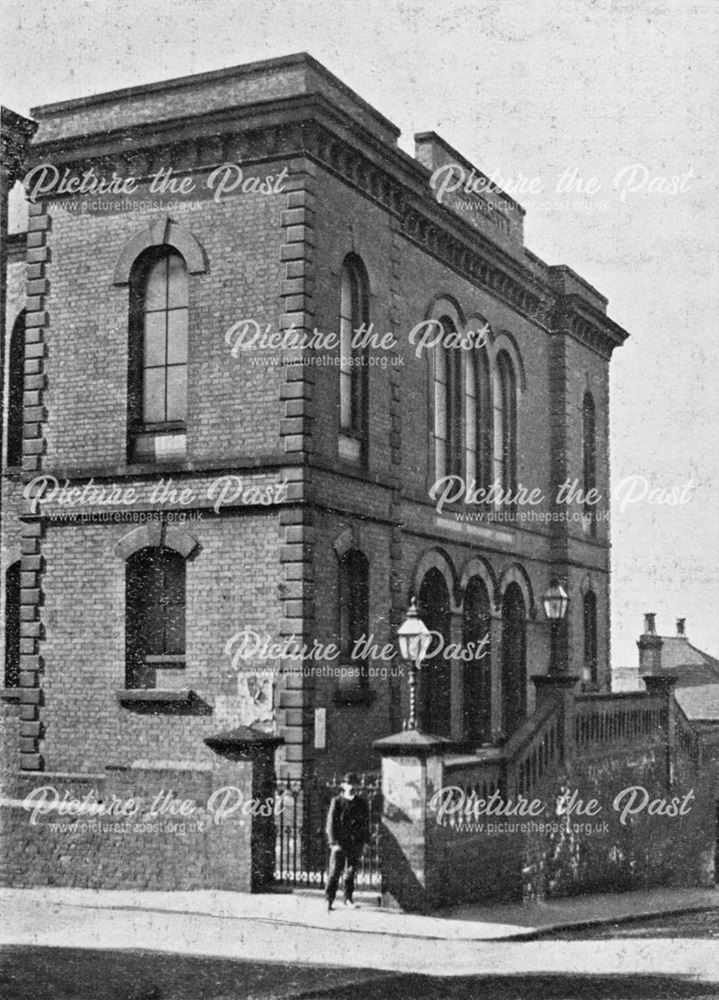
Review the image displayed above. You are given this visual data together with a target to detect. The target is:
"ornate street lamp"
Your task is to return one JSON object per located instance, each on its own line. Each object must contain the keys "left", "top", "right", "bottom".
{"left": 397, "top": 598, "right": 432, "bottom": 730}
{"left": 542, "top": 577, "right": 569, "bottom": 674}
{"left": 542, "top": 578, "right": 569, "bottom": 621}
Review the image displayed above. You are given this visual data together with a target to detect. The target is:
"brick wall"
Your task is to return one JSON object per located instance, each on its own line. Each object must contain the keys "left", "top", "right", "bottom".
{"left": 419, "top": 746, "right": 712, "bottom": 908}
{"left": 36, "top": 511, "right": 283, "bottom": 773}
{"left": 521, "top": 749, "right": 713, "bottom": 900}
{"left": 0, "top": 758, "right": 276, "bottom": 891}
{"left": 378, "top": 696, "right": 713, "bottom": 911}
{"left": 40, "top": 189, "right": 287, "bottom": 470}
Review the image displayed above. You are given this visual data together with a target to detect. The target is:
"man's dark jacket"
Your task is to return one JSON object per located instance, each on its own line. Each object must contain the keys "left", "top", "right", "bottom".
{"left": 325, "top": 794, "right": 370, "bottom": 851}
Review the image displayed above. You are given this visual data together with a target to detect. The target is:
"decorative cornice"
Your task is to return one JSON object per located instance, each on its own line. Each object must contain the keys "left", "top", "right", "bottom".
{"left": 26, "top": 99, "right": 628, "bottom": 357}
{"left": 554, "top": 295, "right": 628, "bottom": 360}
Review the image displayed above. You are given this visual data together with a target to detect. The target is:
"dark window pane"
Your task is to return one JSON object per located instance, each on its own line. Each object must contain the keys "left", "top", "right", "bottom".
{"left": 144, "top": 614, "right": 166, "bottom": 655}
{"left": 164, "top": 606, "right": 185, "bottom": 654}
{"left": 419, "top": 568, "right": 452, "bottom": 737}
{"left": 7, "top": 313, "right": 25, "bottom": 467}
{"left": 501, "top": 583, "right": 526, "bottom": 738}
{"left": 338, "top": 550, "right": 369, "bottom": 681}
{"left": 126, "top": 548, "right": 186, "bottom": 688}
{"left": 463, "top": 577, "right": 491, "bottom": 742}
{"left": 4, "top": 563, "right": 21, "bottom": 688}
{"left": 163, "top": 554, "right": 185, "bottom": 600}
{"left": 583, "top": 393, "right": 597, "bottom": 535}
{"left": 584, "top": 591, "right": 598, "bottom": 685}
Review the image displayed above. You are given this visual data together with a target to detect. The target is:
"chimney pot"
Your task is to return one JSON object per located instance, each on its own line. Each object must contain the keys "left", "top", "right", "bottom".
{"left": 676, "top": 618, "right": 686, "bottom": 637}
{"left": 638, "top": 614, "right": 663, "bottom": 673}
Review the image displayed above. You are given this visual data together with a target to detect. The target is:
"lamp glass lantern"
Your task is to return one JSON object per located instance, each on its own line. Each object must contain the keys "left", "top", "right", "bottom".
{"left": 542, "top": 578, "right": 569, "bottom": 621}
{"left": 397, "top": 598, "right": 432, "bottom": 731}
{"left": 397, "top": 598, "right": 432, "bottom": 666}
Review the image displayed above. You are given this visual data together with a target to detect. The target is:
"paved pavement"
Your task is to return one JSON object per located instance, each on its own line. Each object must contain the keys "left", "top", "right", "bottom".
{"left": 2, "top": 884, "right": 718, "bottom": 941}
{"left": 1, "top": 885, "right": 719, "bottom": 980}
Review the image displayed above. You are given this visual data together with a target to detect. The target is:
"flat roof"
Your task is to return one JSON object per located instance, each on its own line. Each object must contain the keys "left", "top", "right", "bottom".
{"left": 30, "top": 51, "right": 400, "bottom": 139}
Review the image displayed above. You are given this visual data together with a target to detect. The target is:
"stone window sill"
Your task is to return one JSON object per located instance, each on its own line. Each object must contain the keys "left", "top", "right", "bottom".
{"left": 116, "top": 688, "right": 195, "bottom": 707}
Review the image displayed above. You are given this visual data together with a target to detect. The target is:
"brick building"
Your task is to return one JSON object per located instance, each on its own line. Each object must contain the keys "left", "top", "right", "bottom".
{"left": 1, "top": 54, "right": 628, "bottom": 803}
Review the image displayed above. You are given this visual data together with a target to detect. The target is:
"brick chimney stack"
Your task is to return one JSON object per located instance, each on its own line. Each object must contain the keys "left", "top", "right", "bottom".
{"left": 638, "top": 612, "right": 663, "bottom": 674}
{"left": 676, "top": 618, "right": 686, "bottom": 638}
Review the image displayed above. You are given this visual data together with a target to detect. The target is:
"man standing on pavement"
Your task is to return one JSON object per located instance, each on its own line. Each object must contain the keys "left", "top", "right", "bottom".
{"left": 325, "top": 772, "right": 370, "bottom": 911}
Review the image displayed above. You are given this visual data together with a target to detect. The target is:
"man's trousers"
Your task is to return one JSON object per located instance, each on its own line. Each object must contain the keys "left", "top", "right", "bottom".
{"left": 325, "top": 844, "right": 362, "bottom": 903}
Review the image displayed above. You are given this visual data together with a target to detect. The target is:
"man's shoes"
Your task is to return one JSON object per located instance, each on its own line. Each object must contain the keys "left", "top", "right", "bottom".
{"left": 343, "top": 899, "right": 358, "bottom": 908}
{"left": 327, "top": 899, "right": 334, "bottom": 912}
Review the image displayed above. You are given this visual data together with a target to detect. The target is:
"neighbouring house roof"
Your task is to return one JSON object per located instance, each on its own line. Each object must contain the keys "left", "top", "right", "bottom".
{"left": 674, "top": 685, "right": 719, "bottom": 723}
{"left": 616, "top": 631, "right": 719, "bottom": 720}
{"left": 651, "top": 637, "right": 719, "bottom": 686}
{"left": 668, "top": 638, "right": 719, "bottom": 721}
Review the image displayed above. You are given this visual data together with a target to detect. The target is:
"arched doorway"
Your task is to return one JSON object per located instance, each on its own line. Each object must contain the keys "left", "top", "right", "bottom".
{"left": 418, "top": 568, "right": 451, "bottom": 737}
{"left": 462, "top": 577, "right": 491, "bottom": 742}
{"left": 501, "top": 582, "right": 526, "bottom": 739}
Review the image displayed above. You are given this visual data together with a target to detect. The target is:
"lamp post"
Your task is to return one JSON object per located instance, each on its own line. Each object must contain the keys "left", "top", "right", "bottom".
{"left": 542, "top": 578, "right": 569, "bottom": 674}
{"left": 397, "top": 598, "right": 432, "bottom": 730}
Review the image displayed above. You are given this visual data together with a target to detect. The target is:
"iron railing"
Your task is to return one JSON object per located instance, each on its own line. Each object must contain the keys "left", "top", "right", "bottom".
{"left": 274, "top": 772, "right": 382, "bottom": 891}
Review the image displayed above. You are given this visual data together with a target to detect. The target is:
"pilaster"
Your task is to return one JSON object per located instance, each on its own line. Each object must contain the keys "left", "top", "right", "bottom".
{"left": 18, "top": 199, "right": 49, "bottom": 771}
{"left": 276, "top": 158, "right": 317, "bottom": 779}
{"left": 387, "top": 217, "right": 405, "bottom": 732}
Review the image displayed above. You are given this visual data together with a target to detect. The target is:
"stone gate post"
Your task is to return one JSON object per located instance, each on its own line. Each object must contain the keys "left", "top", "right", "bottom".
{"left": 373, "top": 729, "right": 451, "bottom": 912}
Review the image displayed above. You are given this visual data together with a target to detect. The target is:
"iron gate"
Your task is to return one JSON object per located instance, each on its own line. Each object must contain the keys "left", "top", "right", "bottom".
{"left": 274, "top": 773, "right": 382, "bottom": 892}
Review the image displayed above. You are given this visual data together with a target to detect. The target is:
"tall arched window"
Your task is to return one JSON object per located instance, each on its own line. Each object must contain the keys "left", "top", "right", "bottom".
{"left": 462, "top": 576, "right": 491, "bottom": 742}
{"left": 126, "top": 546, "right": 186, "bottom": 689}
{"left": 493, "top": 351, "right": 517, "bottom": 500}
{"left": 501, "top": 582, "right": 526, "bottom": 739}
{"left": 465, "top": 347, "right": 492, "bottom": 490}
{"left": 6, "top": 312, "right": 25, "bottom": 467}
{"left": 433, "top": 319, "right": 462, "bottom": 480}
{"left": 338, "top": 549, "right": 370, "bottom": 690}
{"left": 434, "top": 343, "right": 448, "bottom": 479}
{"left": 465, "top": 352, "right": 476, "bottom": 482}
{"left": 129, "top": 248, "right": 188, "bottom": 461}
{"left": 584, "top": 590, "right": 598, "bottom": 688}
{"left": 583, "top": 392, "right": 597, "bottom": 536}
{"left": 339, "top": 254, "right": 369, "bottom": 463}
{"left": 4, "top": 562, "right": 21, "bottom": 688}
{"left": 418, "top": 568, "right": 452, "bottom": 736}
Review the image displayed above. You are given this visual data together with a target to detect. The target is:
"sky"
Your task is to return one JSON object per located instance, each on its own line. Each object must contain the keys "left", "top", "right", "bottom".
{"left": 1, "top": 0, "right": 717, "bottom": 666}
